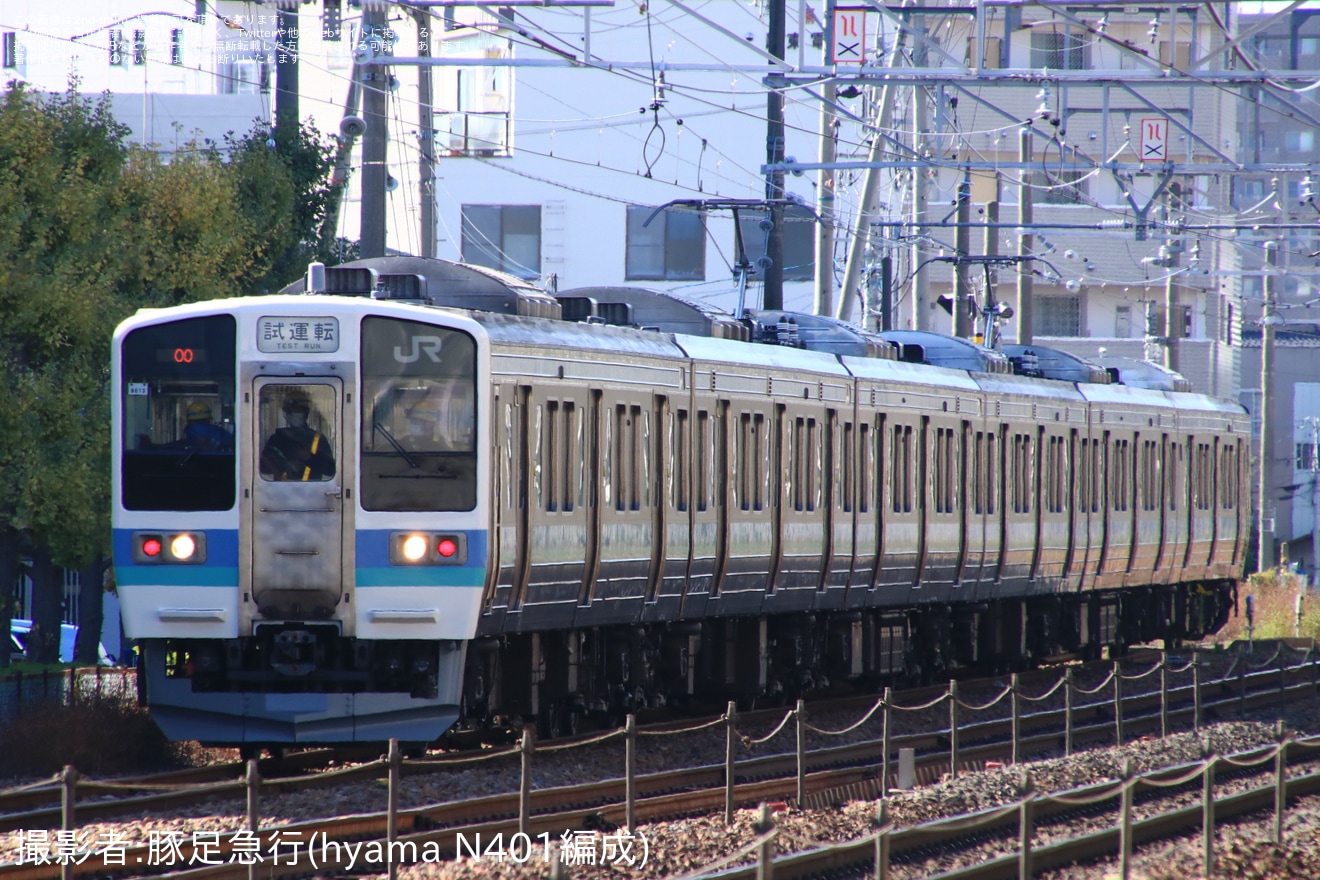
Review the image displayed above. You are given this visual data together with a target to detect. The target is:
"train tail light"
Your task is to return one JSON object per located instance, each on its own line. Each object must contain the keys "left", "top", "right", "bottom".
{"left": 437, "top": 538, "right": 458, "bottom": 558}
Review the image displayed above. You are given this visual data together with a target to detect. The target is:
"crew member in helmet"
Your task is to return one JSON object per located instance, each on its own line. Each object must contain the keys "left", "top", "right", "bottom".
{"left": 260, "top": 392, "right": 336, "bottom": 481}
{"left": 183, "top": 401, "right": 232, "bottom": 451}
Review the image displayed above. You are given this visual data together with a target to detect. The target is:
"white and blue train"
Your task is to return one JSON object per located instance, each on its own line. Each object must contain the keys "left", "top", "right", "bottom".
{"left": 111, "top": 257, "right": 1249, "bottom": 747}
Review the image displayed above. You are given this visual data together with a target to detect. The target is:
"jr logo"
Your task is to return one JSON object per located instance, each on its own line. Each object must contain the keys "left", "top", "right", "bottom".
{"left": 394, "top": 335, "right": 443, "bottom": 363}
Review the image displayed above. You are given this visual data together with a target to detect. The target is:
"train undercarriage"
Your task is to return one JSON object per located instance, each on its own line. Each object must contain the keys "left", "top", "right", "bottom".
{"left": 462, "top": 580, "right": 1236, "bottom": 738}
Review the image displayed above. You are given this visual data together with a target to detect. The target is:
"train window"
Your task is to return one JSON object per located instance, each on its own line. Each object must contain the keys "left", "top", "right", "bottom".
{"left": 972, "top": 432, "right": 984, "bottom": 515}
{"left": 675, "top": 409, "right": 689, "bottom": 512}
{"left": 934, "top": 428, "right": 954, "bottom": 514}
{"left": 842, "top": 421, "right": 854, "bottom": 514}
{"left": 1220, "top": 444, "right": 1238, "bottom": 509}
{"left": 120, "top": 315, "right": 237, "bottom": 511}
{"left": 1012, "top": 434, "right": 1032, "bottom": 514}
{"left": 1078, "top": 438, "right": 1089, "bottom": 513}
{"left": 565, "top": 401, "right": 578, "bottom": 512}
{"left": 257, "top": 384, "right": 338, "bottom": 482}
{"left": 793, "top": 417, "right": 805, "bottom": 511}
{"left": 1140, "top": 440, "right": 1158, "bottom": 512}
{"left": 858, "top": 421, "right": 871, "bottom": 515}
{"left": 807, "top": 417, "right": 818, "bottom": 512}
{"left": 545, "top": 401, "right": 558, "bottom": 512}
{"left": 615, "top": 405, "right": 629, "bottom": 512}
{"left": 893, "top": 425, "right": 913, "bottom": 514}
{"left": 986, "top": 431, "right": 997, "bottom": 515}
{"left": 360, "top": 317, "right": 477, "bottom": 511}
{"left": 696, "top": 411, "right": 709, "bottom": 512}
{"left": 754, "top": 413, "right": 766, "bottom": 511}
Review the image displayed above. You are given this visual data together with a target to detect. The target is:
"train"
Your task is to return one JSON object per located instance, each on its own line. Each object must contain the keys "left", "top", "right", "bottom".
{"left": 110, "top": 256, "right": 1248, "bottom": 747}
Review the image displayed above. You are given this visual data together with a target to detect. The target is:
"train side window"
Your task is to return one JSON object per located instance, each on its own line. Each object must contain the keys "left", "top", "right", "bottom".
{"left": 1078, "top": 438, "right": 1089, "bottom": 513}
{"left": 806, "top": 416, "right": 817, "bottom": 512}
{"left": 843, "top": 421, "right": 854, "bottom": 514}
{"left": 792, "top": 417, "right": 804, "bottom": 512}
{"left": 564, "top": 401, "right": 577, "bottom": 512}
{"left": 614, "top": 404, "right": 628, "bottom": 512}
{"left": 639, "top": 406, "right": 649, "bottom": 510}
{"left": 986, "top": 431, "right": 997, "bottom": 515}
{"left": 858, "top": 421, "right": 871, "bottom": 514}
{"left": 754, "top": 412, "right": 766, "bottom": 511}
{"left": 697, "top": 411, "right": 709, "bottom": 512}
{"left": 545, "top": 401, "right": 558, "bottom": 512}
{"left": 675, "top": 409, "right": 689, "bottom": 512}
{"left": 739, "top": 412, "right": 751, "bottom": 512}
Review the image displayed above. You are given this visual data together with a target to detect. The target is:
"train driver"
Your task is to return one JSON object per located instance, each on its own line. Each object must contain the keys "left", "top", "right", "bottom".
{"left": 183, "top": 402, "right": 232, "bottom": 451}
{"left": 260, "top": 393, "right": 336, "bottom": 481}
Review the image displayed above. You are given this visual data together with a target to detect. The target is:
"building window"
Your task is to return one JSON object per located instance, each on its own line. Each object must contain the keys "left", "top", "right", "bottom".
{"left": 1298, "top": 442, "right": 1317, "bottom": 471}
{"left": 1037, "top": 294, "right": 1081, "bottom": 336}
{"left": 1114, "top": 305, "right": 1131, "bottom": 338}
{"left": 1032, "top": 170, "right": 1088, "bottom": 205}
{"left": 133, "top": 30, "right": 146, "bottom": 65}
{"left": 1030, "top": 30, "right": 1087, "bottom": 70}
{"left": 1286, "top": 130, "right": 1315, "bottom": 152}
{"left": 461, "top": 205, "right": 541, "bottom": 278}
{"left": 736, "top": 205, "right": 816, "bottom": 281}
{"left": 1224, "top": 302, "right": 1234, "bottom": 345}
{"left": 109, "top": 29, "right": 125, "bottom": 66}
{"left": 2, "top": 32, "right": 16, "bottom": 69}
{"left": 170, "top": 29, "right": 184, "bottom": 65}
{"left": 626, "top": 206, "right": 705, "bottom": 281}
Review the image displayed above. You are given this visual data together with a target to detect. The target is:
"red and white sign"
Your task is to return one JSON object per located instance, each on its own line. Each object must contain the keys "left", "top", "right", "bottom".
{"left": 1139, "top": 117, "right": 1169, "bottom": 161}
{"left": 832, "top": 9, "right": 866, "bottom": 65}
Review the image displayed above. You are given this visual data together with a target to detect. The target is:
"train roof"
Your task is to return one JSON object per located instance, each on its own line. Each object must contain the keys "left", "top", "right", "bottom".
{"left": 674, "top": 333, "right": 853, "bottom": 376}
{"left": 840, "top": 354, "right": 982, "bottom": 391}
{"left": 879, "top": 331, "right": 1013, "bottom": 374}
{"left": 467, "top": 310, "right": 688, "bottom": 358}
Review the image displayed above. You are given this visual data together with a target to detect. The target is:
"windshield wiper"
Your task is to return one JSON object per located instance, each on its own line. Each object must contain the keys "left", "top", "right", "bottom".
{"left": 372, "top": 421, "right": 419, "bottom": 468}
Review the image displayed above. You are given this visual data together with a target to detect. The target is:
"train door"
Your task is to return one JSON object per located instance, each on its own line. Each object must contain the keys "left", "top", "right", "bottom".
{"left": 953, "top": 421, "right": 972, "bottom": 586}
{"left": 1063, "top": 429, "right": 1079, "bottom": 581}
{"left": 711, "top": 400, "right": 731, "bottom": 597}
{"left": 915, "top": 416, "right": 930, "bottom": 587}
{"left": 250, "top": 379, "right": 345, "bottom": 617}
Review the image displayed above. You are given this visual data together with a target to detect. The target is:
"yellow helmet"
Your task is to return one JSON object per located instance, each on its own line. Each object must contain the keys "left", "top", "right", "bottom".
{"left": 186, "top": 402, "right": 212, "bottom": 423}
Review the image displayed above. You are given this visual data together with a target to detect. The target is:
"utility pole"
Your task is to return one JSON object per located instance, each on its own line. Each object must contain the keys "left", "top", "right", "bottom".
{"left": 762, "top": 0, "right": 787, "bottom": 311}
{"left": 981, "top": 184, "right": 1000, "bottom": 345}
{"left": 412, "top": 8, "right": 437, "bottom": 259}
{"left": 274, "top": 6, "right": 299, "bottom": 136}
{"left": 1258, "top": 239, "right": 1280, "bottom": 572}
{"left": 1015, "top": 127, "right": 1034, "bottom": 345}
{"left": 813, "top": 81, "right": 837, "bottom": 317}
{"left": 1163, "top": 184, "right": 1182, "bottom": 375}
{"left": 360, "top": 5, "right": 391, "bottom": 259}
{"left": 953, "top": 171, "right": 973, "bottom": 338}
{"left": 911, "top": 18, "right": 931, "bottom": 331}
{"left": 835, "top": 25, "right": 906, "bottom": 323}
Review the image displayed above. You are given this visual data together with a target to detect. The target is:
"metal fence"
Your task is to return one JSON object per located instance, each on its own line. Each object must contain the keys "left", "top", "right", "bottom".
{"left": 0, "top": 667, "right": 137, "bottom": 724}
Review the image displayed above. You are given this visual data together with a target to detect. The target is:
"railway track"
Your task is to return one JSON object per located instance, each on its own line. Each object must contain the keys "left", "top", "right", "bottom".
{"left": 0, "top": 648, "right": 1314, "bottom": 880}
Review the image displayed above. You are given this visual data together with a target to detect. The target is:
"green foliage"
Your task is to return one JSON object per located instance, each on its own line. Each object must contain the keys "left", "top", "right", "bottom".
{"left": 1214, "top": 569, "right": 1319, "bottom": 644}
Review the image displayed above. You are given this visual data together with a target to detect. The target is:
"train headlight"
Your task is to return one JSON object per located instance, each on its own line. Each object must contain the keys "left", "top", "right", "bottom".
{"left": 390, "top": 532, "right": 468, "bottom": 565}
{"left": 131, "top": 531, "right": 207, "bottom": 564}
{"left": 170, "top": 534, "right": 197, "bottom": 560}
{"left": 401, "top": 534, "right": 429, "bottom": 562}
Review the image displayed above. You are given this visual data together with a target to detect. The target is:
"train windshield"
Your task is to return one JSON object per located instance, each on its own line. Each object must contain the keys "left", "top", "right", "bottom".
{"left": 120, "top": 315, "right": 237, "bottom": 511}
{"left": 360, "top": 317, "right": 477, "bottom": 511}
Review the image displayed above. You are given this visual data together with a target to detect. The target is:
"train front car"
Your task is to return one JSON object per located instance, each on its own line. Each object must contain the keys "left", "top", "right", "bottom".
{"left": 111, "top": 298, "right": 489, "bottom": 745}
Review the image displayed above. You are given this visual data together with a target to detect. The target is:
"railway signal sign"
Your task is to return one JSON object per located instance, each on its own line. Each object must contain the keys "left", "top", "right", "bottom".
{"left": 832, "top": 8, "right": 866, "bottom": 65}
{"left": 1139, "top": 117, "right": 1169, "bottom": 161}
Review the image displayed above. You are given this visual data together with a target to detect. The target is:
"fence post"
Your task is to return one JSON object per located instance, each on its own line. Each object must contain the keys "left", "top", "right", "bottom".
{"left": 245, "top": 757, "right": 259, "bottom": 880}
{"left": 756, "top": 802, "right": 775, "bottom": 880}
{"left": 625, "top": 713, "right": 637, "bottom": 830}
{"left": 1274, "top": 721, "right": 1287, "bottom": 845}
{"left": 1113, "top": 662, "right": 1124, "bottom": 747}
{"left": 519, "top": 725, "right": 533, "bottom": 836}
{"left": 1202, "top": 737, "right": 1216, "bottom": 878}
{"left": 880, "top": 688, "right": 892, "bottom": 798}
{"left": 387, "top": 738, "right": 400, "bottom": 880}
{"left": 1010, "top": 673, "right": 1020, "bottom": 766}
{"left": 948, "top": 680, "right": 959, "bottom": 780}
{"left": 1064, "top": 667, "right": 1073, "bottom": 756}
{"left": 1193, "top": 651, "right": 1202, "bottom": 732}
{"left": 1119, "top": 758, "right": 1134, "bottom": 880}
{"left": 795, "top": 699, "right": 806, "bottom": 807}
{"left": 1018, "top": 771, "right": 1034, "bottom": 880}
{"left": 60, "top": 765, "right": 78, "bottom": 880}
{"left": 873, "top": 800, "right": 889, "bottom": 880}
{"left": 725, "top": 700, "right": 737, "bottom": 825}
{"left": 1159, "top": 657, "right": 1168, "bottom": 739}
